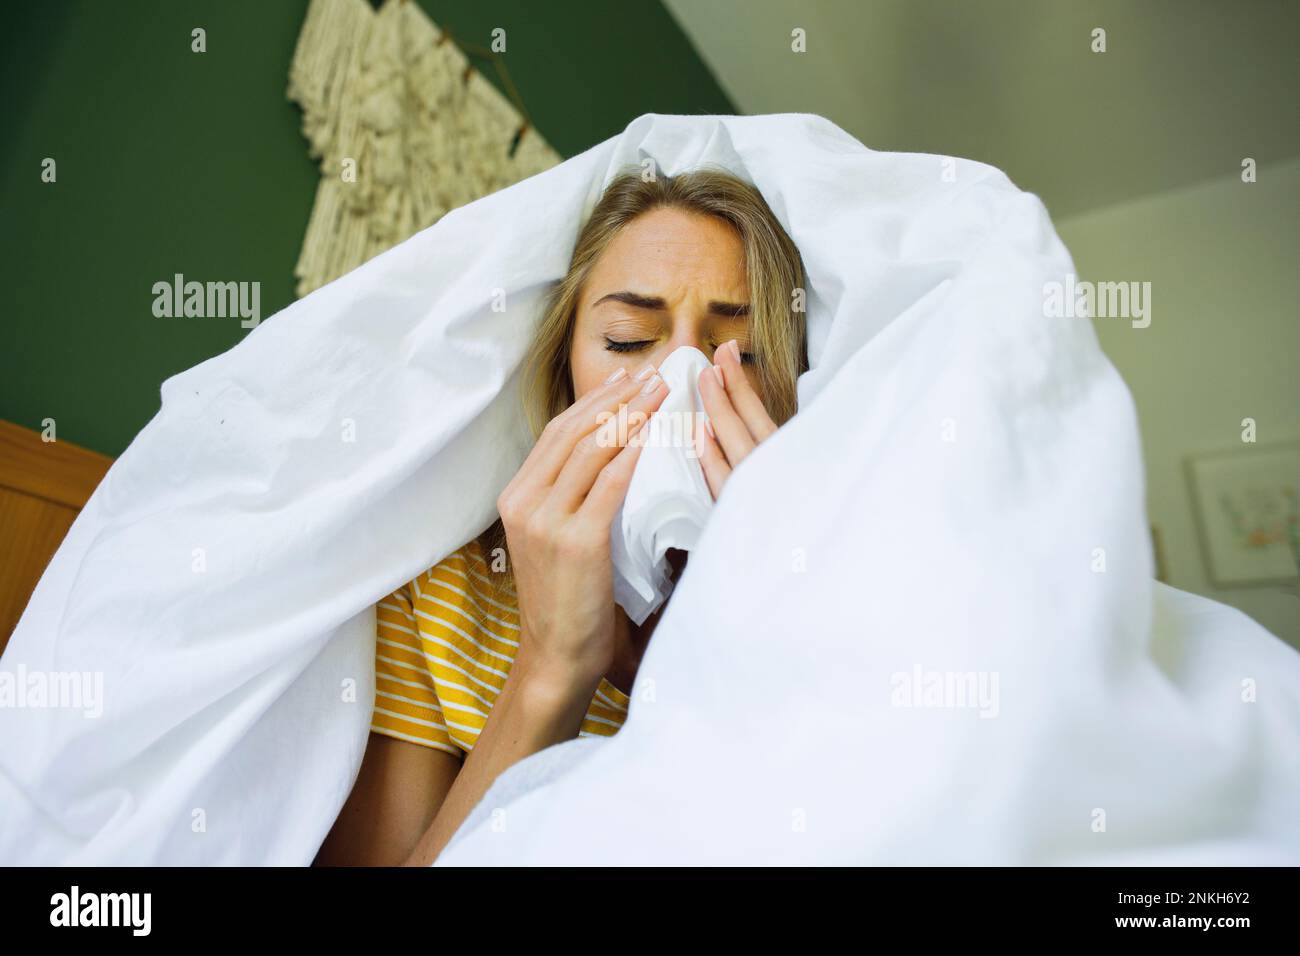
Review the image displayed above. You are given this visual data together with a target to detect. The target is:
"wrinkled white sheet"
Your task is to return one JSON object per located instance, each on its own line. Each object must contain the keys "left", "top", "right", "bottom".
{"left": 2, "top": 113, "right": 1297, "bottom": 865}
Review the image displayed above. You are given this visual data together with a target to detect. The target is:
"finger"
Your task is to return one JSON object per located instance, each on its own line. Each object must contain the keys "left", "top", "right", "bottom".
{"left": 573, "top": 425, "right": 650, "bottom": 531}
{"left": 548, "top": 371, "right": 669, "bottom": 513}
{"left": 698, "top": 363, "right": 755, "bottom": 467}
{"left": 714, "top": 339, "right": 779, "bottom": 442}
{"left": 516, "top": 363, "right": 659, "bottom": 494}
{"left": 694, "top": 413, "right": 731, "bottom": 501}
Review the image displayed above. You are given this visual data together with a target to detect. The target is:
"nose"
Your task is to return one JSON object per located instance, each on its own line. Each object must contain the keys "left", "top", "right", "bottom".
{"left": 656, "top": 327, "right": 710, "bottom": 365}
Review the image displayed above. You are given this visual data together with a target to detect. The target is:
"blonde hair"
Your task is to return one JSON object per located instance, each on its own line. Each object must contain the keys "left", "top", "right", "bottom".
{"left": 476, "top": 168, "right": 808, "bottom": 592}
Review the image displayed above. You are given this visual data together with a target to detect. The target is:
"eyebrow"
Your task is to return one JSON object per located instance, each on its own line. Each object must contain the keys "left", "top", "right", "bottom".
{"left": 592, "top": 290, "right": 750, "bottom": 318}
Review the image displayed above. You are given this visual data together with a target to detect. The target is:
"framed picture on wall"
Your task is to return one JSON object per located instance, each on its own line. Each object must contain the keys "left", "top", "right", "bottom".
{"left": 1185, "top": 442, "right": 1300, "bottom": 588}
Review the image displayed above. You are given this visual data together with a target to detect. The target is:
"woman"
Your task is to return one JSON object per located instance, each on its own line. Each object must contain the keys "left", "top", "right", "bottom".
{"left": 316, "top": 168, "right": 808, "bottom": 865}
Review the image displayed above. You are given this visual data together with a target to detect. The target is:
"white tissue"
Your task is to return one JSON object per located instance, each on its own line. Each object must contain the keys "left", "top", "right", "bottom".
{"left": 610, "top": 346, "right": 715, "bottom": 625}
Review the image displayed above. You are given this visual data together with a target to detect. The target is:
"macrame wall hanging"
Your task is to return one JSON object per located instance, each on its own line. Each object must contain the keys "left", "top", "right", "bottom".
{"left": 287, "top": 0, "right": 562, "bottom": 297}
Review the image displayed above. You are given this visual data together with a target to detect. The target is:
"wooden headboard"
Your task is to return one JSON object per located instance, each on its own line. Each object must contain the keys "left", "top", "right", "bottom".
{"left": 0, "top": 420, "right": 113, "bottom": 652}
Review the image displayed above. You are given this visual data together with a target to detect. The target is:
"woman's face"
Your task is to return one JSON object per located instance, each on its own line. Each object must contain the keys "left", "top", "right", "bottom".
{"left": 569, "top": 207, "right": 761, "bottom": 401}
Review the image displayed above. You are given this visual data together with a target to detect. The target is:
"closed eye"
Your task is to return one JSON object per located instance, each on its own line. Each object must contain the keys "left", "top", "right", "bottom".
{"left": 604, "top": 338, "right": 655, "bottom": 353}
{"left": 711, "top": 343, "right": 756, "bottom": 365}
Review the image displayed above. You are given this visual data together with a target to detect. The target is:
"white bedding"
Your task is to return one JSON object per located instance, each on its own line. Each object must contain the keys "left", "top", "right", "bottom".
{"left": 2, "top": 113, "right": 1296, "bottom": 865}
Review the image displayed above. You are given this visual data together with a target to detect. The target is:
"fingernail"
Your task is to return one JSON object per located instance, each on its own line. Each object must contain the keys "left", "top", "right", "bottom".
{"left": 727, "top": 339, "right": 742, "bottom": 363}
{"left": 712, "top": 364, "right": 725, "bottom": 386}
{"left": 635, "top": 363, "right": 657, "bottom": 381}
{"left": 640, "top": 373, "right": 663, "bottom": 395}
{"left": 604, "top": 366, "right": 628, "bottom": 384}
{"left": 704, "top": 418, "right": 716, "bottom": 440}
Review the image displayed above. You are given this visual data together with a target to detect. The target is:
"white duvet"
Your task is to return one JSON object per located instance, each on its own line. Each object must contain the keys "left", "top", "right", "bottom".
{"left": 1, "top": 113, "right": 1296, "bottom": 865}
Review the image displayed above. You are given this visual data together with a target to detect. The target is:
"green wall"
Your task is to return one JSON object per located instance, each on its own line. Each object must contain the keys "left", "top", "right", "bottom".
{"left": 0, "top": 0, "right": 732, "bottom": 458}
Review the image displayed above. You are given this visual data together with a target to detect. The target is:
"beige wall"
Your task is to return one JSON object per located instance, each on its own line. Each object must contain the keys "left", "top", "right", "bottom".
{"left": 1055, "top": 159, "right": 1300, "bottom": 648}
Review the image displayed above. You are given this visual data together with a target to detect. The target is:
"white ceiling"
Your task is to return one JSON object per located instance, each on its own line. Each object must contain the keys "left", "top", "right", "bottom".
{"left": 664, "top": 0, "right": 1300, "bottom": 219}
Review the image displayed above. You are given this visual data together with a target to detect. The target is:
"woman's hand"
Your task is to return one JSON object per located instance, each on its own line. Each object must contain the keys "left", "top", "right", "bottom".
{"left": 497, "top": 364, "right": 669, "bottom": 691}
{"left": 694, "top": 339, "right": 779, "bottom": 500}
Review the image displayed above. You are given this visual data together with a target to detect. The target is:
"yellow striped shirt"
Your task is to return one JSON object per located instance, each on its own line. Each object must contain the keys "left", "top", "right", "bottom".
{"left": 370, "top": 538, "right": 631, "bottom": 757}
